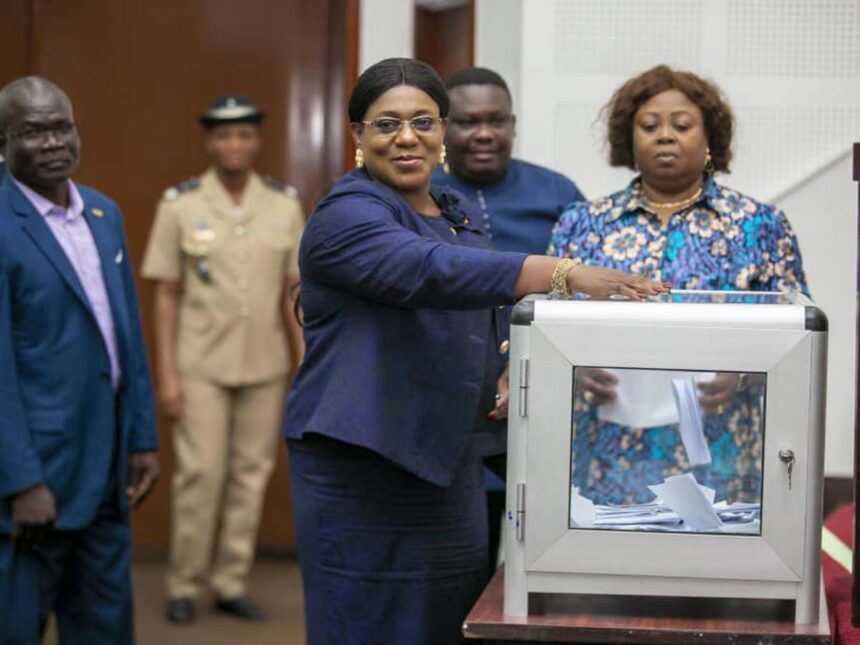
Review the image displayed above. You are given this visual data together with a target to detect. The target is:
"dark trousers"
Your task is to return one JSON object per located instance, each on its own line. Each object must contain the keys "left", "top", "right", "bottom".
{"left": 483, "top": 454, "right": 507, "bottom": 579}
{"left": 0, "top": 478, "right": 132, "bottom": 645}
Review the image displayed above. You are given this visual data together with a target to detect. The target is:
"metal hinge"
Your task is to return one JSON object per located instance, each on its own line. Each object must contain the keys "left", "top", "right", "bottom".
{"left": 518, "top": 358, "right": 530, "bottom": 418}
{"left": 516, "top": 482, "right": 526, "bottom": 541}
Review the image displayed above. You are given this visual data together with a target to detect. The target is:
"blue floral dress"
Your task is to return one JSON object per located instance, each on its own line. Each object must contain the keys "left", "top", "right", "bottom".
{"left": 548, "top": 176, "right": 808, "bottom": 505}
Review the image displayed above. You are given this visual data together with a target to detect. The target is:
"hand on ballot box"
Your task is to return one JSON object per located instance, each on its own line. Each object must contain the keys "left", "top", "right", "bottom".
{"left": 488, "top": 365, "right": 510, "bottom": 421}
{"left": 696, "top": 372, "right": 742, "bottom": 414}
{"left": 576, "top": 368, "right": 618, "bottom": 406}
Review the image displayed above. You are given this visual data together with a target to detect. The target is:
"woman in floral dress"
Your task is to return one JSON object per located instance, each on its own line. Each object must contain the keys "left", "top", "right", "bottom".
{"left": 548, "top": 65, "right": 808, "bottom": 505}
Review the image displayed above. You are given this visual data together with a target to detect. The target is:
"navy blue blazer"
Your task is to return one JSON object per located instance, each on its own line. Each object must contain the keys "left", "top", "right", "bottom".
{"left": 282, "top": 169, "right": 527, "bottom": 486}
{"left": 0, "top": 176, "right": 157, "bottom": 532}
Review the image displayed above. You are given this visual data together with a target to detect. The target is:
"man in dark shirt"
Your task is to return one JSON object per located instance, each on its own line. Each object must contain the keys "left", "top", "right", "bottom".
{"left": 432, "top": 66, "right": 585, "bottom": 255}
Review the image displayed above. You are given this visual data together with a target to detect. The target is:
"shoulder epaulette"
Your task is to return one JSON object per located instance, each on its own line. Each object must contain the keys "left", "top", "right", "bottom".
{"left": 162, "top": 177, "right": 201, "bottom": 201}
{"left": 262, "top": 175, "right": 299, "bottom": 199}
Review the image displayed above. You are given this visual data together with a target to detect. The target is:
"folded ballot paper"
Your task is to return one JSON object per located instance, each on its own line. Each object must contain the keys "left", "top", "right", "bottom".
{"left": 648, "top": 473, "right": 721, "bottom": 530}
{"left": 595, "top": 369, "right": 713, "bottom": 466}
{"left": 671, "top": 377, "right": 711, "bottom": 466}
{"left": 597, "top": 369, "right": 683, "bottom": 428}
{"left": 570, "top": 474, "right": 760, "bottom": 533}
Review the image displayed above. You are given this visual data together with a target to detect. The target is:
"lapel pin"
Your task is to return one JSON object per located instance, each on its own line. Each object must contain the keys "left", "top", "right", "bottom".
{"left": 91, "top": 207, "right": 104, "bottom": 218}
{"left": 115, "top": 249, "right": 124, "bottom": 264}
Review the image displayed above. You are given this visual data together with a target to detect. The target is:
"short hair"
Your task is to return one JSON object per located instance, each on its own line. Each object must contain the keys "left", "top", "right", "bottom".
{"left": 0, "top": 77, "right": 71, "bottom": 134}
{"left": 603, "top": 65, "right": 734, "bottom": 172}
{"left": 445, "top": 67, "right": 511, "bottom": 100}
{"left": 348, "top": 58, "right": 449, "bottom": 123}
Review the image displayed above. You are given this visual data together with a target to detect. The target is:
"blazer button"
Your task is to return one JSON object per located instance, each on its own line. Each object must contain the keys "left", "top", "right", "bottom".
{"left": 498, "top": 340, "right": 510, "bottom": 355}
{"left": 100, "top": 370, "right": 111, "bottom": 382}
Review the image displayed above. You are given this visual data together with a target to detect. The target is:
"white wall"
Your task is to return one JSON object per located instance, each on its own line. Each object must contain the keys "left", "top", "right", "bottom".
{"left": 359, "top": 0, "right": 414, "bottom": 73}
{"left": 475, "top": 0, "right": 522, "bottom": 154}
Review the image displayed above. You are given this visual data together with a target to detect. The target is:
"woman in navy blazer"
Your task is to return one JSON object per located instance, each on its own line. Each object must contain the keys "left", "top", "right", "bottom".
{"left": 282, "top": 58, "right": 664, "bottom": 645}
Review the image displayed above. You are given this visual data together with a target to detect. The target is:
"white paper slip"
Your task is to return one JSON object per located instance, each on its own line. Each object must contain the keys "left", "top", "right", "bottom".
{"left": 570, "top": 487, "right": 597, "bottom": 528}
{"left": 648, "top": 473, "right": 723, "bottom": 530}
{"left": 671, "top": 377, "right": 711, "bottom": 465}
{"left": 597, "top": 369, "right": 682, "bottom": 428}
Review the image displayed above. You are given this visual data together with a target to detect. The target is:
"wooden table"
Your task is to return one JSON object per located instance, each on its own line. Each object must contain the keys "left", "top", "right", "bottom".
{"left": 463, "top": 567, "right": 830, "bottom": 644}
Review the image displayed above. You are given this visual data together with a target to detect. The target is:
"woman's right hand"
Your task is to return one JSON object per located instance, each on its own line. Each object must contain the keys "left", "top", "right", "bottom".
{"left": 159, "top": 374, "right": 185, "bottom": 420}
{"left": 568, "top": 265, "right": 666, "bottom": 300}
{"left": 578, "top": 368, "right": 618, "bottom": 406}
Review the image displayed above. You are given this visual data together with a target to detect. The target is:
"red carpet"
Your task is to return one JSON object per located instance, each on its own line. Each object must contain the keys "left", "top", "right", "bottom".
{"left": 823, "top": 504, "right": 860, "bottom": 644}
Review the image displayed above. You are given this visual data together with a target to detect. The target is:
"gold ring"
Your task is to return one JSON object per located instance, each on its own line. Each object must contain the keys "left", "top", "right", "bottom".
{"left": 583, "top": 390, "right": 596, "bottom": 404}
{"left": 716, "top": 403, "right": 726, "bottom": 415}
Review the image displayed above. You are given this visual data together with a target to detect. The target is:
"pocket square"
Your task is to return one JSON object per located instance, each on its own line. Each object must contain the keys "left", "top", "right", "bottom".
{"left": 115, "top": 249, "right": 124, "bottom": 264}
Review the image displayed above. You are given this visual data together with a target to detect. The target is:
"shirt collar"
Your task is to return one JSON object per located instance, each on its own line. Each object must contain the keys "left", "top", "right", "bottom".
{"left": 12, "top": 177, "right": 84, "bottom": 222}
{"left": 608, "top": 174, "right": 718, "bottom": 222}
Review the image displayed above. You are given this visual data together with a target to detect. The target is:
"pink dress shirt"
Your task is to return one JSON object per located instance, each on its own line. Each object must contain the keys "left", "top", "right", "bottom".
{"left": 13, "top": 178, "right": 121, "bottom": 389}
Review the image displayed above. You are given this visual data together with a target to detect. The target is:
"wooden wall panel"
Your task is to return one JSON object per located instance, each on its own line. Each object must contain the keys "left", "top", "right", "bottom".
{"left": 13, "top": 0, "right": 356, "bottom": 551}
{"left": 337, "top": 0, "right": 361, "bottom": 173}
{"left": 0, "top": 1, "right": 31, "bottom": 85}
{"left": 414, "top": 1, "right": 474, "bottom": 84}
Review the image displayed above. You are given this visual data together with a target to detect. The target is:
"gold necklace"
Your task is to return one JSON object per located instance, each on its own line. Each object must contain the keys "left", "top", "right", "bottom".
{"left": 642, "top": 186, "right": 703, "bottom": 211}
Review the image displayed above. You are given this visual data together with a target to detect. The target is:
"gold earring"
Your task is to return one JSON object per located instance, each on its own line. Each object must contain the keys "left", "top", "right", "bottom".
{"left": 704, "top": 146, "right": 715, "bottom": 174}
{"left": 440, "top": 145, "right": 450, "bottom": 173}
{"left": 355, "top": 148, "right": 364, "bottom": 169}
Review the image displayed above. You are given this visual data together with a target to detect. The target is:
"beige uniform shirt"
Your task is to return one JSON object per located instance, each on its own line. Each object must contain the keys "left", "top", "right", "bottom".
{"left": 141, "top": 169, "right": 304, "bottom": 386}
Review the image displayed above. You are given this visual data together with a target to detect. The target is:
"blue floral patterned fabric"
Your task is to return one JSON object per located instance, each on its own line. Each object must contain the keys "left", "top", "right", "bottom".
{"left": 548, "top": 176, "right": 807, "bottom": 292}
{"left": 548, "top": 176, "right": 808, "bottom": 505}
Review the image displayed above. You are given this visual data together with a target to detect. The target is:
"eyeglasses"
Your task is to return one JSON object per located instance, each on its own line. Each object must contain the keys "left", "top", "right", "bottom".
{"left": 359, "top": 116, "right": 446, "bottom": 136}
{"left": 449, "top": 116, "right": 513, "bottom": 133}
{"left": 7, "top": 122, "right": 76, "bottom": 144}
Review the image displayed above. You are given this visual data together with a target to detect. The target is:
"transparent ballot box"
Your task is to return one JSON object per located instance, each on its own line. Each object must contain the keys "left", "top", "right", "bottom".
{"left": 504, "top": 291, "right": 827, "bottom": 624}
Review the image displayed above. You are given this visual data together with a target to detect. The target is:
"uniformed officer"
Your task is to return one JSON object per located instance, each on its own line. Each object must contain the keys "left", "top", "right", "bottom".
{"left": 141, "top": 95, "right": 304, "bottom": 624}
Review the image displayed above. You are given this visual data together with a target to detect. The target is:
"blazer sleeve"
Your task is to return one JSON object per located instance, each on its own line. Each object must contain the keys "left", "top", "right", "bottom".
{"left": 115, "top": 210, "right": 158, "bottom": 452}
{"left": 301, "top": 192, "right": 528, "bottom": 310}
{"left": 0, "top": 269, "right": 44, "bottom": 498}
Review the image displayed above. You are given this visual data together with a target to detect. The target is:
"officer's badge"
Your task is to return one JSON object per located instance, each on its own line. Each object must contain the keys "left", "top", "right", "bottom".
{"left": 181, "top": 219, "right": 216, "bottom": 257}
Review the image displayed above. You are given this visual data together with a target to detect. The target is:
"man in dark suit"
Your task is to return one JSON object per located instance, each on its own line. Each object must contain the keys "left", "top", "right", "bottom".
{"left": 0, "top": 76, "right": 159, "bottom": 644}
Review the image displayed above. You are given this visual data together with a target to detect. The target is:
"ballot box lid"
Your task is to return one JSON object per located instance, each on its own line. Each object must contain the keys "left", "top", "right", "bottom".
{"left": 512, "top": 290, "right": 826, "bottom": 331}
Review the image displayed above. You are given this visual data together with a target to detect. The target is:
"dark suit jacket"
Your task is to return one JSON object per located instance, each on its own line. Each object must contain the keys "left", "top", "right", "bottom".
{"left": 0, "top": 175, "right": 157, "bottom": 532}
{"left": 282, "top": 169, "right": 526, "bottom": 486}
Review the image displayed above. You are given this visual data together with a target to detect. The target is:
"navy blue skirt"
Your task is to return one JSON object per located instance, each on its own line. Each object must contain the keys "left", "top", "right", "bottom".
{"left": 287, "top": 434, "right": 488, "bottom": 645}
